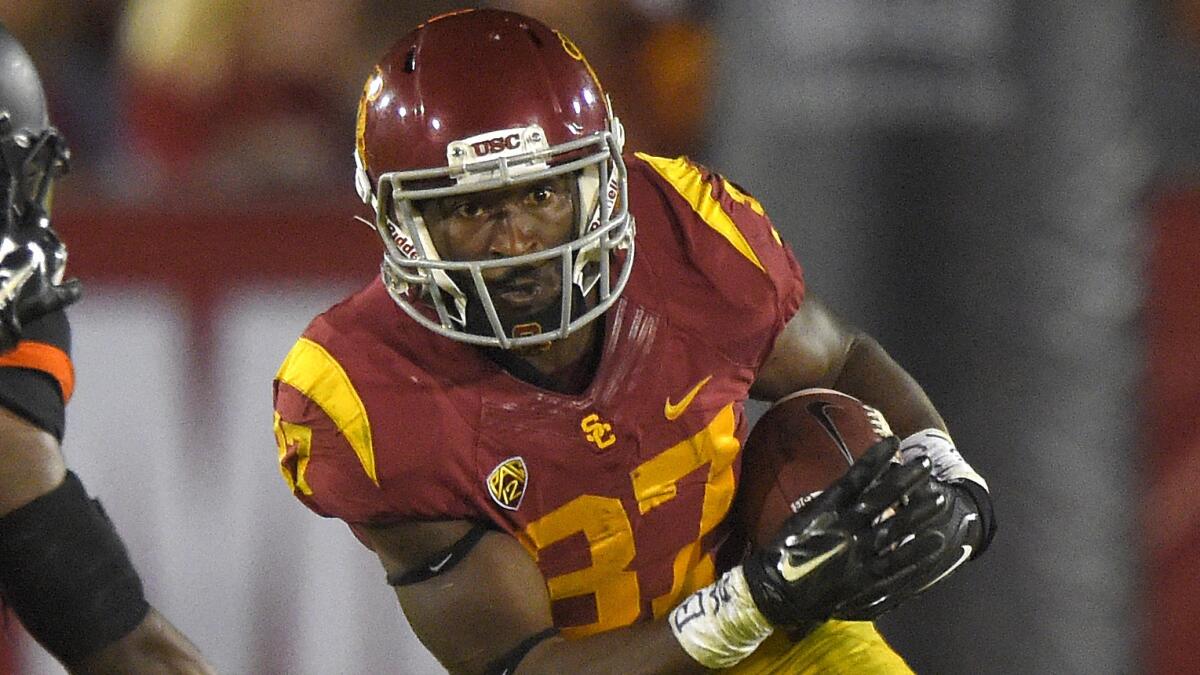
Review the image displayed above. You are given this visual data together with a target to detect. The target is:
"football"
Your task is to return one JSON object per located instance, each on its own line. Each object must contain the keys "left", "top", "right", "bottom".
{"left": 733, "top": 388, "right": 894, "bottom": 547}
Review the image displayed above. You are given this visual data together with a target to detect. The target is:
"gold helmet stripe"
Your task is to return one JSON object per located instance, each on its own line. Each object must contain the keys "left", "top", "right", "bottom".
{"left": 355, "top": 67, "right": 385, "bottom": 180}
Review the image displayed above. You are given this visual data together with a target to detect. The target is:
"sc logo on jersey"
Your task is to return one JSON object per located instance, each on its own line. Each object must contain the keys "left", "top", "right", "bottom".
{"left": 470, "top": 134, "right": 521, "bottom": 157}
{"left": 581, "top": 413, "right": 617, "bottom": 450}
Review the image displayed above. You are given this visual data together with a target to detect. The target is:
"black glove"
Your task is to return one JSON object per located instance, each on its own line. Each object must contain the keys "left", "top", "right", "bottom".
{"left": 0, "top": 209, "right": 81, "bottom": 352}
{"left": 833, "top": 476, "right": 983, "bottom": 620}
{"left": 741, "top": 436, "right": 937, "bottom": 630}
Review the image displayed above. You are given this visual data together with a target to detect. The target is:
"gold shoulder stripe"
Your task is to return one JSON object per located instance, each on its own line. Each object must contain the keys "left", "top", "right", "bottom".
{"left": 721, "top": 178, "right": 765, "bottom": 217}
{"left": 635, "top": 152, "right": 765, "bottom": 272}
{"left": 721, "top": 178, "right": 784, "bottom": 245}
{"left": 721, "top": 180, "right": 785, "bottom": 245}
{"left": 275, "top": 337, "right": 378, "bottom": 486}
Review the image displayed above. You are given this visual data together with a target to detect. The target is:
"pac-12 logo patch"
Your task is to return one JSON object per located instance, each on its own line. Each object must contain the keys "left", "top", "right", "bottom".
{"left": 487, "top": 456, "right": 528, "bottom": 511}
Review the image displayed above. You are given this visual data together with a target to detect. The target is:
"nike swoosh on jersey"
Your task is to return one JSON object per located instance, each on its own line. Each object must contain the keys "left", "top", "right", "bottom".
{"left": 665, "top": 375, "right": 713, "bottom": 420}
{"left": 778, "top": 540, "right": 847, "bottom": 582}
{"left": 428, "top": 552, "right": 454, "bottom": 574}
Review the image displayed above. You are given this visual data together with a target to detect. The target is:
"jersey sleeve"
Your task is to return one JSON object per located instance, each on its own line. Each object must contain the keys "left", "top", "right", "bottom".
{"left": 273, "top": 286, "right": 490, "bottom": 531}
{"left": 0, "top": 309, "right": 74, "bottom": 440}
{"left": 272, "top": 336, "right": 392, "bottom": 525}
{"left": 632, "top": 153, "right": 805, "bottom": 367}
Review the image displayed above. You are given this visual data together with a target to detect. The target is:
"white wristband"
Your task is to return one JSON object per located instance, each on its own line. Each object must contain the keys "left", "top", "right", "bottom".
{"left": 669, "top": 566, "right": 774, "bottom": 669}
{"left": 898, "top": 429, "right": 989, "bottom": 491}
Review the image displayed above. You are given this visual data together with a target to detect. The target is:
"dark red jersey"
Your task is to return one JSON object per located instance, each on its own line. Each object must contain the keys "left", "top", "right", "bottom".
{"left": 273, "top": 153, "right": 804, "bottom": 638}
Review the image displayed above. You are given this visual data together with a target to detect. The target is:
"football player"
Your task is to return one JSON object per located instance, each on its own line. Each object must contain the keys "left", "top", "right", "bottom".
{"left": 273, "top": 9, "right": 996, "bottom": 674}
{"left": 0, "top": 23, "right": 213, "bottom": 673}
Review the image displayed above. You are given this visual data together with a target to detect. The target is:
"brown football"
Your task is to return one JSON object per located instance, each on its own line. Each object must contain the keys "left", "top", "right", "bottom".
{"left": 733, "top": 388, "right": 894, "bottom": 547}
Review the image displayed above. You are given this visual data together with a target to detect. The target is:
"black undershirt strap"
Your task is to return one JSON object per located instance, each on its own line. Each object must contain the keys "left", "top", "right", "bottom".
{"left": 387, "top": 522, "right": 492, "bottom": 586}
{"left": 484, "top": 627, "right": 560, "bottom": 675}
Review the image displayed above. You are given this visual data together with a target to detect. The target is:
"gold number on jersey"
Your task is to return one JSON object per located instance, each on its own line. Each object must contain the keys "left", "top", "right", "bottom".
{"left": 522, "top": 495, "right": 639, "bottom": 638}
{"left": 274, "top": 412, "right": 314, "bottom": 496}
{"left": 632, "top": 404, "right": 739, "bottom": 618}
{"left": 522, "top": 403, "right": 740, "bottom": 636}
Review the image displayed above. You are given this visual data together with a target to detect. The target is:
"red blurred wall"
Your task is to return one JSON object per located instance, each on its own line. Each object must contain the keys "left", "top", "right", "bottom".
{"left": 1146, "top": 187, "right": 1200, "bottom": 675}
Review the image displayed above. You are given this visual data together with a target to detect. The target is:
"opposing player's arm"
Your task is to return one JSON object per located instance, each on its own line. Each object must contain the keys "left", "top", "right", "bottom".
{"left": 0, "top": 339, "right": 213, "bottom": 672}
{"left": 360, "top": 519, "right": 705, "bottom": 675}
{"left": 0, "top": 404, "right": 65, "bottom": 514}
{"left": 0, "top": 410, "right": 212, "bottom": 673}
{"left": 71, "top": 608, "right": 211, "bottom": 675}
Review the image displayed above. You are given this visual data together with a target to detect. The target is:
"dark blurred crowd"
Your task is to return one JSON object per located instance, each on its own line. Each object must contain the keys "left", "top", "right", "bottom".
{"left": 4, "top": 0, "right": 1200, "bottom": 209}
{"left": 0, "top": 0, "right": 714, "bottom": 208}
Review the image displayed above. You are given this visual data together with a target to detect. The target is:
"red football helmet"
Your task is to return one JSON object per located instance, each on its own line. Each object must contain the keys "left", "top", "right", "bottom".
{"left": 354, "top": 9, "right": 634, "bottom": 348}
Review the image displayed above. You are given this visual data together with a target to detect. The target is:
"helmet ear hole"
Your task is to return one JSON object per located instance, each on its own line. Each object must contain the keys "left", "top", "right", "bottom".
{"left": 403, "top": 48, "right": 416, "bottom": 73}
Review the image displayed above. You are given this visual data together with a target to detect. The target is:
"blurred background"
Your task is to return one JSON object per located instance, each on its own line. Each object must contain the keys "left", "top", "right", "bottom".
{"left": 0, "top": 0, "right": 1197, "bottom": 673}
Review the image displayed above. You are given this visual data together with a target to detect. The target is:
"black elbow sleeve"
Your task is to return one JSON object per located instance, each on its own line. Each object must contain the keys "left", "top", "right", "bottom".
{"left": 0, "top": 472, "right": 149, "bottom": 664}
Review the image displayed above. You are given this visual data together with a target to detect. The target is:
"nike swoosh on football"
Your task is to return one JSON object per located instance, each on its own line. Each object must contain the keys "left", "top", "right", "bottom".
{"left": 807, "top": 400, "right": 854, "bottom": 464}
{"left": 778, "top": 540, "right": 848, "bottom": 582}
{"left": 665, "top": 375, "right": 713, "bottom": 420}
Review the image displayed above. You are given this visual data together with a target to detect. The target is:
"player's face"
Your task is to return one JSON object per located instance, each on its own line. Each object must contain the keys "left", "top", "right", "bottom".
{"left": 419, "top": 175, "right": 576, "bottom": 320}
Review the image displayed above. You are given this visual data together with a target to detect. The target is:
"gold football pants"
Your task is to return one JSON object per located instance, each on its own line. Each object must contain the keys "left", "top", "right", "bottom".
{"left": 725, "top": 620, "right": 913, "bottom": 674}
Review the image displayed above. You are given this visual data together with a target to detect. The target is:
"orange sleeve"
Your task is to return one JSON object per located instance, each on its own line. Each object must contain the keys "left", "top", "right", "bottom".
{"left": 0, "top": 340, "right": 75, "bottom": 402}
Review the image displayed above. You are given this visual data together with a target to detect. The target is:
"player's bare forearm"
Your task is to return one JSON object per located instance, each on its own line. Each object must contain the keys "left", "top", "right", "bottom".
{"left": 751, "top": 296, "right": 946, "bottom": 439}
{"left": 367, "top": 520, "right": 712, "bottom": 675}
{"left": 515, "top": 622, "right": 706, "bottom": 675}
{"left": 831, "top": 334, "right": 947, "bottom": 439}
{"left": 0, "top": 406, "right": 67, "bottom": 516}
